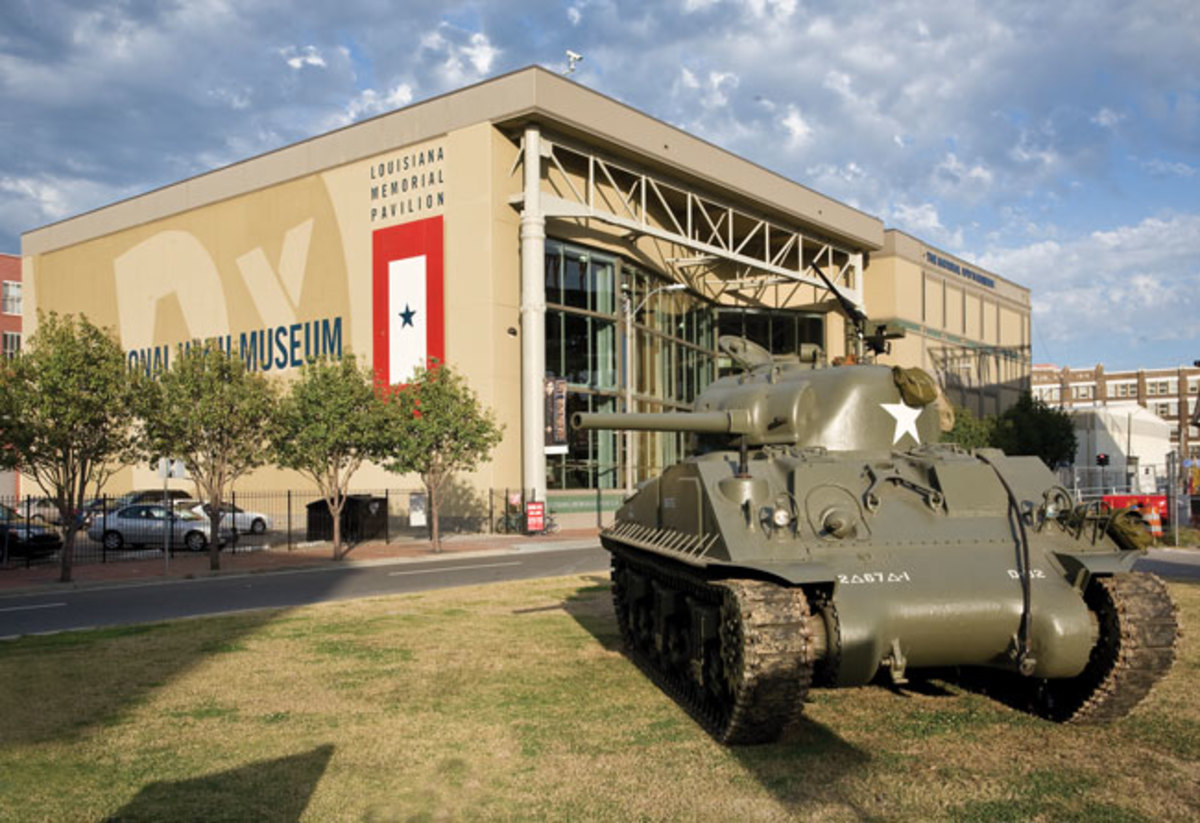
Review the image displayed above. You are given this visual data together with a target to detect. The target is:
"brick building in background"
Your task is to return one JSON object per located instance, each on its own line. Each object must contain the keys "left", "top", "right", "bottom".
{"left": 1032, "top": 363, "right": 1200, "bottom": 459}
{"left": 1, "top": 252, "right": 21, "bottom": 496}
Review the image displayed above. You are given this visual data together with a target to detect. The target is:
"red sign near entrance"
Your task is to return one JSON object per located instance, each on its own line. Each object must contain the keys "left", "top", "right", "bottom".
{"left": 525, "top": 501, "right": 545, "bottom": 534}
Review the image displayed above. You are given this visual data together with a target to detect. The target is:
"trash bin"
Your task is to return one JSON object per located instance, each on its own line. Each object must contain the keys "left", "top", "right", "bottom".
{"left": 306, "top": 495, "right": 387, "bottom": 542}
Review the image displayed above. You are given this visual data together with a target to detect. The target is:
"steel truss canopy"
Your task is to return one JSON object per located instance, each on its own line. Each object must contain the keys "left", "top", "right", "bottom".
{"left": 511, "top": 134, "right": 865, "bottom": 314}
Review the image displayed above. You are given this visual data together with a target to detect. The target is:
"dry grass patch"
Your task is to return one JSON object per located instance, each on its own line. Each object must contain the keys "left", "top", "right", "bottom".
{"left": 0, "top": 576, "right": 1197, "bottom": 821}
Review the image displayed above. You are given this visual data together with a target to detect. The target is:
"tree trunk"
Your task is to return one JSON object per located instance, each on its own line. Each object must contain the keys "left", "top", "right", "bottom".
{"left": 58, "top": 487, "right": 78, "bottom": 584}
{"left": 429, "top": 481, "right": 441, "bottom": 553}
{"left": 209, "top": 494, "right": 222, "bottom": 571}
{"left": 59, "top": 527, "right": 75, "bottom": 583}
{"left": 331, "top": 498, "right": 343, "bottom": 560}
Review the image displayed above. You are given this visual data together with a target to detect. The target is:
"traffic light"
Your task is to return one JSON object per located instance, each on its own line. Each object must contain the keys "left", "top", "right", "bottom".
{"left": 1097, "top": 453, "right": 1110, "bottom": 466}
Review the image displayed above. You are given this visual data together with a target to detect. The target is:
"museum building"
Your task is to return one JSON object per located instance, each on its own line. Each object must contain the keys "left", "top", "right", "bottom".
{"left": 20, "top": 67, "right": 1030, "bottom": 505}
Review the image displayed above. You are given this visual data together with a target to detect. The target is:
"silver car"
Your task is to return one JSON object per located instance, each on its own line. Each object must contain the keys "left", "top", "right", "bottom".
{"left": 188, "top": 502, "right": 273, "bottom": 535}
{"left": 87, "top": 504, "right": 228, "bottom": 552}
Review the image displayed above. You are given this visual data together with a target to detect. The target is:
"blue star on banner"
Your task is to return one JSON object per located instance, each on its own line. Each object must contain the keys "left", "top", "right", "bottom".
{"left": 399, "top": 304, "right": 417, "bottom": 328}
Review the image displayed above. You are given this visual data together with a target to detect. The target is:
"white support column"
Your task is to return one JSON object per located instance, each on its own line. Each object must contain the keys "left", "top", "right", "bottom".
{"left": 520, "top": 126, "right": 547, "bottom": 502}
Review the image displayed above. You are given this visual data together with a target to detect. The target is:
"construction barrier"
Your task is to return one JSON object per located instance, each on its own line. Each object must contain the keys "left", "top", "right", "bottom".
{"left": 1144, "top": 507, "right": 1164, "bottom": 539}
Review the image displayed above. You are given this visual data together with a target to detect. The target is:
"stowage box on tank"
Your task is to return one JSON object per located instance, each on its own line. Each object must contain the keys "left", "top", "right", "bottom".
{"left": 574, "top": 338, "right": 1178, "bottom": 745}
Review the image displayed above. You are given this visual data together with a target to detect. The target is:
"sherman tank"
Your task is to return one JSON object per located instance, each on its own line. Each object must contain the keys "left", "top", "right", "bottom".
{"left": 573, "top": 334, "right": 1178, "bottom": 745}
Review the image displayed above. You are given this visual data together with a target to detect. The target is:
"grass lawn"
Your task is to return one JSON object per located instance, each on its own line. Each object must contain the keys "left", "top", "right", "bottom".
{"left": 1, "top": 574, "right": 1197, "bottom": 822}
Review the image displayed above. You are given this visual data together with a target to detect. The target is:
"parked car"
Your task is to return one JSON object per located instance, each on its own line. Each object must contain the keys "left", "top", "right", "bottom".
{"left": 7, "top": 497, "right": 93, "bottom": 530}
{"left": 87, "top": 504, "right": 230, "bottom": 552}
{"left": 0, "top": 503, "right": 64, "bottom": 559}
{"left": 188, "top": 502, "right": 273, "bottom": 535}
{"left": 15, "top": 497, "right": 64, "bottom": 524}
{"left": 112, "top": 489, "right": 195, "bottom": 507}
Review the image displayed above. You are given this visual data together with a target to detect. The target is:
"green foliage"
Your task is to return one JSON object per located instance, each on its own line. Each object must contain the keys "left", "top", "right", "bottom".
{"left": 272, "top": 355, "right": 389, "bottom": 558}
{"left": 945, "top": 394, "right": 1077, "bottom": 468}
{"left": 947, "top": 405, "right": 995, "bottom": 451}
{"left": 139, "top": 344, "right": 277, "bottom": 569}
{"left": 991, "top": 391, "right": 1078, "bottom": 468}
{"left": 383, "top": 364, "right": 503, "bottom": 551}
{"left": 0, "top": 312, "right": 142, "bottom": 581}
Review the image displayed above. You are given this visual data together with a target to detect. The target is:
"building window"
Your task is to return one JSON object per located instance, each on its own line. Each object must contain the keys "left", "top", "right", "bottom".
{"left": 1, "top": 281, "right": 19, "bottom": 315}
{"left": 716, "top": 309, "right": 823, "bottom": 376}
{"left": 543, "top": 239, "right": 717, "bottom": 490}
{"left": 1, "top": 332, "right": 18, "bottom": 359}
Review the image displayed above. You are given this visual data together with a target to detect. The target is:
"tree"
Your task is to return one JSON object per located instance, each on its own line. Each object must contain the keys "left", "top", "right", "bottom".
{"left": 0, "top": 313, "right": 142, "bottom": 582}
{"left": 273, "top": 355, "right": 389, "bottom": 559}
{"left": 946, "top": 404, "right": 995, "bottom": 451}
{"left": 991, "top": 391, "right": 1078, "bottom": 469}
{"left": 140, "top": 344, "right": 277, "bottom": 570}
{"left": 383, "top": 364, "right": 503, "bottom": 553}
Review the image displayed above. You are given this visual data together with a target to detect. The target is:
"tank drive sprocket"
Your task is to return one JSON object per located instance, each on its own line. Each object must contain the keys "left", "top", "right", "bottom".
{"left": 611, "top": 547, "right": 816, "bottom": 744}
{"left": 1032, "top": 572, "right": 1178, "bottom": 723}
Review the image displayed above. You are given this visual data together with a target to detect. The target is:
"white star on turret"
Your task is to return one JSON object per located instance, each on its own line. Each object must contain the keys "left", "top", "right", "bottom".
{"left": 880, "top": 402, "right": 922, "bottom": 445}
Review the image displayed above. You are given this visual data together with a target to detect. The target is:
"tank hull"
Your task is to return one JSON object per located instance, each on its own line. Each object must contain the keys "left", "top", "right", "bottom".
{"left": 600, "top": 444, "right": 1178, "bottom": 742}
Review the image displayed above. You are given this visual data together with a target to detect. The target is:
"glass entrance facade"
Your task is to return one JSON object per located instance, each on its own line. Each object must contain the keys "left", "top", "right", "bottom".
{"left": 544, "top": 239, "right": 718, "bottom": 489}
{"left": 716, "top": 308, "right": 824, "bottom": 376}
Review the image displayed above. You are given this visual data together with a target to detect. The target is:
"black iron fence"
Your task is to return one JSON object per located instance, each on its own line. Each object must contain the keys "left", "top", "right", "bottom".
{"left": 1, "top": 485, "right": 626, "bottom": 570}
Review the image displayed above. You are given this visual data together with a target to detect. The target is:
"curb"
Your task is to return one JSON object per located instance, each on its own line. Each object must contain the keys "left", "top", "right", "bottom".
{"left": 0, "top": 535, "right": 604, "bottom": 600}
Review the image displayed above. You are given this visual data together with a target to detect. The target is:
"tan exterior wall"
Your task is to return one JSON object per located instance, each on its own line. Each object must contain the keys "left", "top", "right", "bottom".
{"left": 25, "top": 121, "right": 523, "bottom": 494}
{"left": 19, "top": 68, "right": 1038, "bottom": 503}
{"left": 868, "top": 230, "right": 1031, "bottom": 417}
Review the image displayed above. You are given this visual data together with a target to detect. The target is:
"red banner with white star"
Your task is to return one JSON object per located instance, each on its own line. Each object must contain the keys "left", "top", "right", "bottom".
{"left": 372, "top": 216, "right": 444, "bottom": 386}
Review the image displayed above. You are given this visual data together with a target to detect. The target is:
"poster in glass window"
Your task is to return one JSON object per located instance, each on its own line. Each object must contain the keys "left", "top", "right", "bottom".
{"left": 544, "top": 378, "right": 568, "bottom": 455}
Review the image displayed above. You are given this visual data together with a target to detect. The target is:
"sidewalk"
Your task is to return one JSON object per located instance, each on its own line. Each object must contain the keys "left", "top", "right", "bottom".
{"left": 0, "top": 527, "right": 603, "bottom": 595}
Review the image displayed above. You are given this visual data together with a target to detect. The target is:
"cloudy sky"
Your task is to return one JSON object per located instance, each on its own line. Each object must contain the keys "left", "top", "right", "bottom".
{"left": 1, "top": 0, "right": 1197, "bottom": 369}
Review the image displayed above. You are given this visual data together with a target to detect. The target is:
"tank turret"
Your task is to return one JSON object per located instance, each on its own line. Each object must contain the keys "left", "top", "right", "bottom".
{"left": 576, "top": 357, "right": 942, "bottom": 450}
{"left": 582, "top": 336, "right": 1178, "bottom": 745}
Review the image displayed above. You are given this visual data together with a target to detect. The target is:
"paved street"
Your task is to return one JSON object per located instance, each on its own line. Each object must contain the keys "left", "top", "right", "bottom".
{"left": 1136, "top": 547, "right": 1200, "bottom": 581}
{"left": 0, "top": 543, "right": 1195, "bottom": 641}
{"left": 0, "top": 544, "right": 609, "bottom": 639}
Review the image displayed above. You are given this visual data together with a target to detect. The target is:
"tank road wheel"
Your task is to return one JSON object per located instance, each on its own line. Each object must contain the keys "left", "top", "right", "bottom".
{"left": 709, "top": 580, "right": 815, "bottom": 745}
{"left": 608, "top": 549, "right": 818, "bottom": 745}
{"left": 1035, "top": 573, "right": 1177, "bottom": 723}
{"left": 611, "top": 557, "right": 634, "bottom": 648}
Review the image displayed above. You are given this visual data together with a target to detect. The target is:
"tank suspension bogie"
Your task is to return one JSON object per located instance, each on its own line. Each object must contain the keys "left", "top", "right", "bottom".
{"left": 1031, "top": 572, "right": 1177, "bottom": 722}
{"left": 612, "top": 547, "right": 826, "bottom": 745}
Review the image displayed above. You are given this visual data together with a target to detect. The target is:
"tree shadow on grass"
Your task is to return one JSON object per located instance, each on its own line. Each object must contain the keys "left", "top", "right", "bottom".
{"left": 106, "top": 744, "right": 334, "bottom": 822}
{"left": 0, "top": 611, "right": 279, "bottom": 747}
{"left": 560, "top": 579, "right": 875, "bottom": 817}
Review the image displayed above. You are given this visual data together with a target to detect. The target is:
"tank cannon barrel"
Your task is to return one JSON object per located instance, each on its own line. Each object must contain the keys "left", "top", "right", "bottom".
{"left": 572, "top": 410, "right": 754, "bottom": 435}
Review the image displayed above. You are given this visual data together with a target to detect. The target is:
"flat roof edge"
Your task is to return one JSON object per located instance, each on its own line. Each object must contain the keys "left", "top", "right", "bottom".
{"left": 24, "top": 66, "right": 883, "bottom": 256}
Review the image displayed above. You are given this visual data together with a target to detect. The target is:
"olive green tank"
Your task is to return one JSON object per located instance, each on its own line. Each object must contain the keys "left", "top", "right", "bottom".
{"left": 574, "top": 337, "right": 1178, "bottom": 745}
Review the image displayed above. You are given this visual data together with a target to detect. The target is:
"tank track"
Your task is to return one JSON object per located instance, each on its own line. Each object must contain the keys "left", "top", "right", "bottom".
{"left": 609, "top": 544, "right": 815, "bottom": 745}
{"left": 1034, "top": 572, "right": 1178, "bottom": 723}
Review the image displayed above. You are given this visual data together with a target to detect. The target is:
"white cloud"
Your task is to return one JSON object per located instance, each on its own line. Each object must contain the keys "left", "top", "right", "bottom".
{"left": 1091, "top": 107, "right": 1124, "bottom": 129}
{"left": 0, "top": 174, "right": 138, "bottom": 242}
{"left": 280, "top": 45, "right": 327, "bottom": 70}
{"left": 462, "top": 32, "right": 497, "bottom": 75}
{"left": 933, "top": 153, "right": 994, "bottom": 198}
{"left": 888, "top": 202, "right": 964, "bottom": 249}
{"left": 420, "top": 25, "right": 499, "bottom": 86}
{"left": 325, "top": 83, "right": 415, "bottom": 129}
{"left": 980, "top": 214, "right": 1200, "bottom": 367}
{"left": 781, "top": 105, "right": 813, "bottom": 149}
{"left": 1140, "top": 157, "right": 1197, "bottom": 178}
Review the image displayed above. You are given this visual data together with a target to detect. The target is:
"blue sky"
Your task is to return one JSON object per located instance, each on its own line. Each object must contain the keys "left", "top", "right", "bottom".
{"left": 1, "top": 0, "right": 1197, "bottom": 370}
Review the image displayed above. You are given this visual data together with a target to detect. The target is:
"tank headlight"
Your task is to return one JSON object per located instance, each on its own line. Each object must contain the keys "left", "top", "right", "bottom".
{"left": 771, "top": 506, "right": 792, "bottom": 528}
